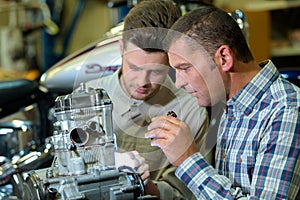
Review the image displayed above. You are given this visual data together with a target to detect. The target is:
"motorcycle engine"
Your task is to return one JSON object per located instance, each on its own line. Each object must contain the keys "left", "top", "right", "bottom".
{"left": 21, "top": 83, "right": 153, "bottom": 200}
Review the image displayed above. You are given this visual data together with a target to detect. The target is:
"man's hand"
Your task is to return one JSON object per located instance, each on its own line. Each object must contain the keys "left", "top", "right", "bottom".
{"left": 115, "top": 151, "right": 150, "bottom": 182}
{"left": 145, "top": 115, "right": 198, "bottom": 167}
{"left": 114, "top": 151, "right": 160, "bottom": 197}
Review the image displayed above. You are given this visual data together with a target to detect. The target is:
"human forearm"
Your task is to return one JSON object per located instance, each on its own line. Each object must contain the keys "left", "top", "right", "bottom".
{"left": 176, "top": 138, "right": 300, "bottom": 200}
{"left": 175, "top": 152, "right": 245, "bottom": 199}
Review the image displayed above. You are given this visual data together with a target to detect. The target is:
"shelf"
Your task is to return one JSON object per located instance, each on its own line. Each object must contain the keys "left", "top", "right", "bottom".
{"left": 214, "top": 0, "right": 300, "bottom": 60}
{"left": 215, "top": 0, "right": 300, "bottom": 12}
{"left": 271, "top": 45, "right": 300, "bottom": 57}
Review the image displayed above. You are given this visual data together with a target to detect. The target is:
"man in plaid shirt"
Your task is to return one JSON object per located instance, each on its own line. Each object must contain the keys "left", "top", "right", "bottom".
{"left": 146, "top": 5, "right": 300, "bottom": 199}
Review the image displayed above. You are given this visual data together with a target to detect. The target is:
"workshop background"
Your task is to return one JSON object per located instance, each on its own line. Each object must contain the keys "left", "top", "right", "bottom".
{"left": 0, "top": 0, "right": 299, "bottom": 81}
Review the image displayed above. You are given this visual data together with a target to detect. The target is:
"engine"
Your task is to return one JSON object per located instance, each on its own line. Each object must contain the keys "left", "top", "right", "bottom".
{"left": 21, "top": 84, "right": 154, "bottom": 200}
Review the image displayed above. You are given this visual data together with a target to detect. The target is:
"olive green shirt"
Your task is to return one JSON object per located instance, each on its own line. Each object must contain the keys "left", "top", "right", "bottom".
{"left": 86, "top": 69, "right": 210, "bottom": 199}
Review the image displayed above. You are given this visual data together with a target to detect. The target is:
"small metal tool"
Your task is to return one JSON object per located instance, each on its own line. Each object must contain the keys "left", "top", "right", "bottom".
{"left": 167, "top": 111, "right": 177, "bottom": 118}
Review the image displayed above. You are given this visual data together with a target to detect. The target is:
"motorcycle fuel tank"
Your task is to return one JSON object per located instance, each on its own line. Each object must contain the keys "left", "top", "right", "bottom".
{"left": 40, "top": 25, "right": 123, "bottom": 94}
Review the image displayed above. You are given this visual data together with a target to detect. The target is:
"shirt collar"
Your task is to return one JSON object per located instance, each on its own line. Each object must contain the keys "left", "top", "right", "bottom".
{"left": 227, "top": 60, "right": 280, "bottom": 115}
{"left": 109, "top": 69, "right": 134, "bottom": 116}
{"left": 111, "top": 69, "right": 175, "bottom": 116}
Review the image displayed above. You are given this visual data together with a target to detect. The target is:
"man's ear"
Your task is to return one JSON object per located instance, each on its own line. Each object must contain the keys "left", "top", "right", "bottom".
{"left": 215, "top": 45, "right": 233, "bottom": 72}
{"left": 119, "top": 39, "right": 124, "bottom": 54}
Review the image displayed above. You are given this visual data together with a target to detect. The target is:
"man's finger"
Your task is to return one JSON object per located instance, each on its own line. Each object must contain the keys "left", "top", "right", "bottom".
{"left": 137, "top": 163, "right": 149, "bottom": 174}
{"left": 148, "top": 116, "right": 180, "bottom": 130}
{"left": 145, "top": 129, "right": 168, "bottom": 139}
{"left": 149, "top": 138, "right": 169, "bottom": 148}
{"left": 141, "top": 170, "right": 150, "bottom": 181}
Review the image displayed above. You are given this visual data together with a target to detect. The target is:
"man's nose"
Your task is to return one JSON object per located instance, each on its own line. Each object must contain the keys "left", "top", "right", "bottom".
{"left": 175, "top": 72, "right": 186, "bottom": 89}
{"left": 138, "top": 71, "right": 150, "bottom": 86}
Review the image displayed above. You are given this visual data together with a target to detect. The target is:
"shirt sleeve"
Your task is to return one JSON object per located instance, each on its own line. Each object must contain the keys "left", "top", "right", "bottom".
{"left": 176, "top": 106, "right": 300, "bottom": 199}
{"left": 152, "top": 165, "right": 198, "bottom": 200}
{"left": 176, "top": 152, "right": 243, "bottom": 199}
{"left": 253, "top": 106, "right": 300, "bottom": 198}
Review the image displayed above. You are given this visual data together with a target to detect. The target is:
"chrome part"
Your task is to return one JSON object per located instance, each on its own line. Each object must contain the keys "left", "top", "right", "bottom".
{"left": 18, "top": 86, "right": 152, "bottom": 199}
{"left": 23, "top": 168, "right": 143, "bottom": 200}
{"left": 0, "top": 103, "right": 40, "bottom": 159}
{"left": 52, "top": 84, "right": 115, "bottom": 175}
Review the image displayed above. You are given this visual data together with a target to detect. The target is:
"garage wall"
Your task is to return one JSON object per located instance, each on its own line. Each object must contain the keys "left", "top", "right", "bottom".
{"left": 62, "top": 0, "right": 113, "bottom": 55}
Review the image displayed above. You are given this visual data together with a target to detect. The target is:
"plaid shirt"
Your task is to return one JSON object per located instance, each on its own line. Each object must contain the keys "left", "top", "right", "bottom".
{"left": 176, "top": 60, "right": 300, "bottom": 199}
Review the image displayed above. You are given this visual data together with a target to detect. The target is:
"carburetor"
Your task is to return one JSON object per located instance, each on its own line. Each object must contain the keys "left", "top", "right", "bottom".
{"left": 21, "top": 84, "right": 153, "bottom": 200}
{"left": 52, "top": 83, "right": 115, "bottom": 175}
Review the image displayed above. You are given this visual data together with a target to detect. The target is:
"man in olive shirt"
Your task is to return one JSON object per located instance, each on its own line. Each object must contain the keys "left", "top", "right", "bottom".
{"left": 86, "top": 0, "right": 211, "bottom": 199}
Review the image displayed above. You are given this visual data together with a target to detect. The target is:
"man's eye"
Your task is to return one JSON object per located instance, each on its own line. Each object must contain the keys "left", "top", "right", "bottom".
{"left": 181, "top": 67, "right": 190, "bottom": 72}
{"left": 130, "top": 66, "right": 141, "bottom": 71}
{"left": 152, "top": 70, "right": 163, "bottom": 74}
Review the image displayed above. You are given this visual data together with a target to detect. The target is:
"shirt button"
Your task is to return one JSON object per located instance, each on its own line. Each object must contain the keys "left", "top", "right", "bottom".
{"left": 232, "top": 116, "right": 236, "bottom": 121}
{"left": 239, "top": 157, "right": 242, "bottom": 162}
{"left": 223, "top": 153, "right": 227, "bottom": 159}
